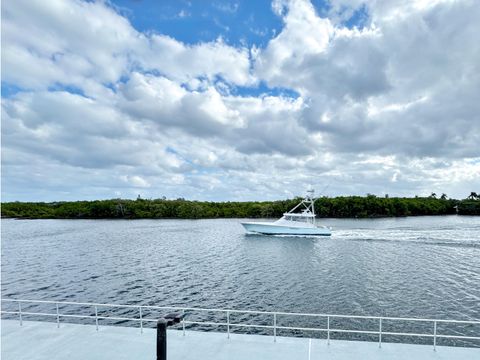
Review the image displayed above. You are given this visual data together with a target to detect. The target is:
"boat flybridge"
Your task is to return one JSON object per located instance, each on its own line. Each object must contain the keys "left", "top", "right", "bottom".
{"left": 241, "top": 189, "right": 331, "bottom": 236}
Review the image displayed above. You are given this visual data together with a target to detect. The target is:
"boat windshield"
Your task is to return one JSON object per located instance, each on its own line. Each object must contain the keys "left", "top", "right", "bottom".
{"left": 284, "top": 215, "right": 312, "bottom": 223}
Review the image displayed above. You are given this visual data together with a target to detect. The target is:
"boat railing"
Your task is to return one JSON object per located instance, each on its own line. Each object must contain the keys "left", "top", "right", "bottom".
{"left": 1, "top": 298, "right": 479, "bottom": 350}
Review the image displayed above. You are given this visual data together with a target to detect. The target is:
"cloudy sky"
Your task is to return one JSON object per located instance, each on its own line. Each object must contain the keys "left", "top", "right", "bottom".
{"left": 1, "top": 0, "right": 479, "bottom": 202}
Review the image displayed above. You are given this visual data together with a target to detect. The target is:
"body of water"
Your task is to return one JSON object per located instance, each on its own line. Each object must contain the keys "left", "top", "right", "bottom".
{"left": 2, "top": 216, "right": 479, "bottom": 345}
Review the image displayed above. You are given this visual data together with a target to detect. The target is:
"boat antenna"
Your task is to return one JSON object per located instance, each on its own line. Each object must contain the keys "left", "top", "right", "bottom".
{"left": 306, "top": 187, "right": 315, "bottom": 200}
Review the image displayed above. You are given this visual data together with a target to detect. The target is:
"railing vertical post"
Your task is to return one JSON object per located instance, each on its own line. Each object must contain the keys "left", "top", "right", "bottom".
{"left": 18, "top": 302, "right": 23, "bottom": 326}
{"left": 182, "top": 309, "right": 185, "bottom": 336}
{"left": 157, "top": 319, "right": 167, "bottom": 360}
{"left": 227, "top": 311, "right": 230, "bottom": 339}
{"left": 56, "top": 303, "right": 60, "bottom": 328}
{"left": 327, "top": 316, "right": 330, "bottom": 345}
{"left": 379, "top": 318, "right": 382, "bottom": 348}
{"left": 139, "top": 306, "right": 143, "bottom": 333}
{"left": 95, "top": 306, "right": 98, "bottom": 331}
{"left": 273, "top": 313, "right": 277, "bottom": 342}
{"left": 433, "top": 321, "right": 437, "bottom": 351}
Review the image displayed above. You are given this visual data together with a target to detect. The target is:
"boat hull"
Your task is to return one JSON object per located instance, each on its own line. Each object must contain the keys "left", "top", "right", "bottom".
{"left": 241, "top": 222, "right": 331, "bottom": 236}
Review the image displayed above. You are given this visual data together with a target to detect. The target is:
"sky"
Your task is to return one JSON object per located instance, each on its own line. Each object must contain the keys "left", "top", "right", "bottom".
{"left": 1, "top": 0, "right": 479, "bottom": 202}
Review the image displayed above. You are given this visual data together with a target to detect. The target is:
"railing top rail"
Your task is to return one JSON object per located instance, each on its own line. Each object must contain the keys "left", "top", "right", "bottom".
{"left": 2, "top": 298, "right": 479, "bottom": 325}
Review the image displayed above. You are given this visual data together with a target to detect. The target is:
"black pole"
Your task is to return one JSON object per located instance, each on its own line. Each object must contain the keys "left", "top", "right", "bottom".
{"left": 157, "top": 319, "right": 167, "bottom": 360}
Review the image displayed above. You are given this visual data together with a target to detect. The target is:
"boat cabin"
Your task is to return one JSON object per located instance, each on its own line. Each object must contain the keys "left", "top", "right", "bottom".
{"left": 282, "top": 211, "right": 315, "bottom": 224}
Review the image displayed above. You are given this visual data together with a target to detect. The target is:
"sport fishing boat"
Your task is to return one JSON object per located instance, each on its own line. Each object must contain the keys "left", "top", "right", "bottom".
{"left": 241, "top": 189, "right": 331, "bottom": 236}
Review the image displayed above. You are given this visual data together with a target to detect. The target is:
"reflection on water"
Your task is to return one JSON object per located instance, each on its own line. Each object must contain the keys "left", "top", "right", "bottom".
{"left": 1, "top": 216, "right": 479, "bottom": 346}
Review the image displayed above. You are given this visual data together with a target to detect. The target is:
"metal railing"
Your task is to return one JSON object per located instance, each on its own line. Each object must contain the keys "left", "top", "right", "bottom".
{"left": 1, "top": 298, "right": 479, "bottom": 350}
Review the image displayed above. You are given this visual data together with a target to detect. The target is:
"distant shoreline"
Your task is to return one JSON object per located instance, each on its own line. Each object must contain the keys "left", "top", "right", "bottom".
{"left": 1, "top": 214, "right": 478, "bottom": 221}
{"left": 2, "top": 196, "right": 479, "bottom": 219}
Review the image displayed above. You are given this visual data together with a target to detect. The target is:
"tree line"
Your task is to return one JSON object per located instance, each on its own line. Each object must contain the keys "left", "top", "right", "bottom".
{"left": 1, "top": 194, "right": 479, "bottom": 219}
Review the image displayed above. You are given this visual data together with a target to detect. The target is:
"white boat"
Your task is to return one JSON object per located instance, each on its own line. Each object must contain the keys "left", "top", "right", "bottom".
{"left": 241, "top": 189, "right": 331, "bottom": 236}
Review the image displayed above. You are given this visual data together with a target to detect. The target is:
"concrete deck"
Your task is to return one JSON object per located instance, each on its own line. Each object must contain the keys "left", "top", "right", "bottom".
{"left": 1, "top": 320, "right": 479, "bottom": 360}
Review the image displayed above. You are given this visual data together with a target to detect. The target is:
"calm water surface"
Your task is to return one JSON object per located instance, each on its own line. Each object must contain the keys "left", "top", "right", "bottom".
{"left": 2, "top": 216, "right": 479, "bottom": 344}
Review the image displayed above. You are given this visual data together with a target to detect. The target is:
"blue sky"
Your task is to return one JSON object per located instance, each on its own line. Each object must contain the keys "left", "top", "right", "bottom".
{"left": 112, "top": 0, "right": 284, "bottom": 47}
{"left": 109, "top": 0, "right": 367, "bottom": 47}
{"left": 1, "top": 0, "right": 479, "bottom": 201}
